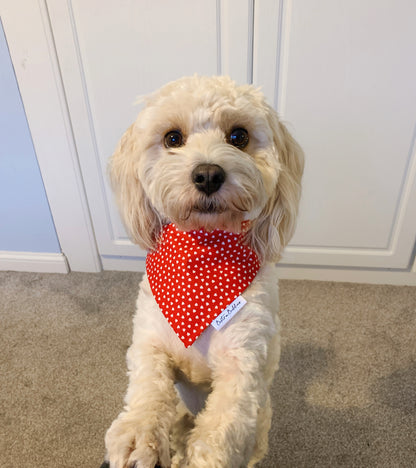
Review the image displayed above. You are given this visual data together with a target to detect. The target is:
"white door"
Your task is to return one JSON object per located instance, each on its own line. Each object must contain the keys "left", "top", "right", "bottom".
{"left": 50, "top": 0, "right": 416, "bottom": 271}
{"left": 46, "top": 0, "right": 255, "bottom": 270}
{"left": 253, "top": 0, "right": 416, "bottom": 269}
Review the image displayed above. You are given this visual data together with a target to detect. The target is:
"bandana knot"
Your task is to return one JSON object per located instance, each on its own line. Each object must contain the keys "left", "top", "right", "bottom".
{"left": 146, "top": 223, "right": 260, "bottom": 347}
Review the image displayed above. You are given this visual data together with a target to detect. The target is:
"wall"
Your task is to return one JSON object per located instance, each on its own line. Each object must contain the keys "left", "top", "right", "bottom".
{"left": 0, "top": 20, "right": 60, "bottom": 254}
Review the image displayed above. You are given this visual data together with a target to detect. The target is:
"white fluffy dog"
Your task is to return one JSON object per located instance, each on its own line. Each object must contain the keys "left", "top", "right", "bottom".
{"left": 103, "top": 75, "right": 304, "bottom": 468}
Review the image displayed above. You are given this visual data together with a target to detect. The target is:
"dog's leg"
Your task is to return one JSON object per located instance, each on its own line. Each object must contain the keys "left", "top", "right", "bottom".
{"left": 180, "top": 299, "right": 279, "bottom": 468}
{"left": 180, "top": 350, "right": 269, "bottom": 467}
{"left": 248, "top": 393, "right": 273, "bottom": 467}
{"left": 249, "top": 332, "right": 280, "bottom": 467}
{"left": 104, "top": 347, "right": 177, "bottom": 468}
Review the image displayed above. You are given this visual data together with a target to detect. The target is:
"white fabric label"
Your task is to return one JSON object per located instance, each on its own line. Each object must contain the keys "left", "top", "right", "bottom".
{"left": 211, "top": 296, "right": 247, "bottom": 330}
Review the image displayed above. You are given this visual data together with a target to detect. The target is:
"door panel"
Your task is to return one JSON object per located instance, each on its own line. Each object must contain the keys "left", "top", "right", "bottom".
{"left": 47, "top": 0, "right": 254, "bottom": 262}
{"left": 254, "top": 0, "right": 416, "bottom": 268}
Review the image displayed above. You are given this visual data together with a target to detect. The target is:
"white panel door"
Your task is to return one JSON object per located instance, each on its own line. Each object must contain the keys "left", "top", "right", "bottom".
{"left": 254, "top": 0, "right": 416, "bottom": 269}
{"left": 47, "top": 0, "right": 254, "bottom": 269}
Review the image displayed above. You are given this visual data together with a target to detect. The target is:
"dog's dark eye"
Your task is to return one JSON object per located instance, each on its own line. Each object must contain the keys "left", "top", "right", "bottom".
{"left": 227, "top": 128, "right": 249, "bottom": 149}
{"left": 164, "top": 130, "right": 184, "bottom": 148}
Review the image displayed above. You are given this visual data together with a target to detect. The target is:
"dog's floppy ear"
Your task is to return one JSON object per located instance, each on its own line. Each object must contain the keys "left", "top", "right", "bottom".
{"left": 249, "top": 107, "right": 304, "bottom": 262}
{"left": 109, "top": 124, "right": 161, "bottom": 251}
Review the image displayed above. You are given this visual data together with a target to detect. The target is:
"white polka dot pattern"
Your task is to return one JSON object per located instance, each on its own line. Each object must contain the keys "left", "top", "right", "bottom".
{"left": 146, "top": 223, "right": 260, "bottom": 348}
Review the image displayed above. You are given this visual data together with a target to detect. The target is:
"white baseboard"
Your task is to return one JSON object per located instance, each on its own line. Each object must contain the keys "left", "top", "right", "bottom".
{"left": 277, "top": 265, "right": 416, "bottom": 286}
{"left": 101, "top": 256, "right": 146, "bottom": 272}
{"left": 0, "top": 251, "right": 69, "bottom": 273}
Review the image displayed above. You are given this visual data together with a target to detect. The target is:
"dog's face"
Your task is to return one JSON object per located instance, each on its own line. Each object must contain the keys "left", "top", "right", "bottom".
{"left": 110, "top": 76, "right": 304, "bottom": 261}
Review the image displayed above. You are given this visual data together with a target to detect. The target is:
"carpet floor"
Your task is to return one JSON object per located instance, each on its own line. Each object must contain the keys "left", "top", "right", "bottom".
{"left": 0, "top": 271, "right": 415, "bottom": 467}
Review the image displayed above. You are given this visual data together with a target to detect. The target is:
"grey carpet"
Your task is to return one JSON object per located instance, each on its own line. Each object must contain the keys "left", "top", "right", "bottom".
{"left": 0, "top": 271, "right": 415, "bottom": 467}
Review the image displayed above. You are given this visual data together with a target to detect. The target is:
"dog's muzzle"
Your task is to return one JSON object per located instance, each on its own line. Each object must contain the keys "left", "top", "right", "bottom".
{"left": 191, "top": 163, "right": 226, "bottom": 196}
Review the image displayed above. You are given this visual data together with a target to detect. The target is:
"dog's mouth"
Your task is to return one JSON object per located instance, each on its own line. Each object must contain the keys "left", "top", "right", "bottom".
{"left": 177, "top": 192, "right": 251, "bottom": 220}
{"left": 172, "top": 194, "right": 250, "bottom": 233}
{"left": 192, "top": 198, "right": 226, "bottom": 214}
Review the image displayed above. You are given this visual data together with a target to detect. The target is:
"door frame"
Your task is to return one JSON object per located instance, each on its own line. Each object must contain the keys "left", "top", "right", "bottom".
{"left": 1, "top": 0, "right": 101, "bottom": 272}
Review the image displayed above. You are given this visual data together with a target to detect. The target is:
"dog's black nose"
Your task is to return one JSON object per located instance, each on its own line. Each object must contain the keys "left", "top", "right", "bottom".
{"left": 191, "top": 164, "right": 226, "bottom": 196}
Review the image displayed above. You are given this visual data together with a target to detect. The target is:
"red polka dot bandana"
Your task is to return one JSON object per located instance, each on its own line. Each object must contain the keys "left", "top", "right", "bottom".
{"left": 146, "top": 223, "right": 260, "bottom": 347}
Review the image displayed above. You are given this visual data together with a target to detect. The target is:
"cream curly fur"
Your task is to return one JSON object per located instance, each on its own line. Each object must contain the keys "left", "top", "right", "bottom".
{"left": 104, "top": 75, "right": 304, "bottom": 468}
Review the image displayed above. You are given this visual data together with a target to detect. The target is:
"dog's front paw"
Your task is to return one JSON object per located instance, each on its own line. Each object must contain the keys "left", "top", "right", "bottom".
{"left": 104, "top": 413, "right": 169, "bottom": 468}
